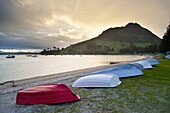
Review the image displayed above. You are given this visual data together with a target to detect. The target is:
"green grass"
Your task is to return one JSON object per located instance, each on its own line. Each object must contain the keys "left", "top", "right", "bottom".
{"left": 23, "top": 59, "right": 170, "bottom": 113}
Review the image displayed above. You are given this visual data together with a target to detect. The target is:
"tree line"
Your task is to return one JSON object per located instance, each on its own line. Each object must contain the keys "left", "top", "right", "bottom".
{"left": 120, "top": 43, "right": 159, "bottom": 54}
{"left": 160, "top": 22, "right": 170, "bottom": 53}
{"left": 120, "top": 22, "right": 170, "bottom": 54}
{"left": 65, "top": 43, "right": 114, "bottom": 55}
{"left": 41, "top": 46, "right": 64, "bottom": 55}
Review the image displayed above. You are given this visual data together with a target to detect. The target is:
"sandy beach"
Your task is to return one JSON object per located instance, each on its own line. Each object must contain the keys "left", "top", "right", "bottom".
{"left": 0, "top": 62, "right": 124, "bottom": 113}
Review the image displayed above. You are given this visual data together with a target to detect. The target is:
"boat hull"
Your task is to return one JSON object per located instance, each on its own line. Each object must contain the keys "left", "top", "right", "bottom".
{"left": 73, "top": 74, "right": 121, "bottom": 88}
{"left": 165, "top": 55, "right": 170, "bottom": 59}
{"left": 134, "top": 60, "right": 153, "bottom": 69}
{"left": 16, "top": 84, "right": 80, "bottom": 104}
{"left": 81, "top": 64, "right": 143, "bottom": 78}
{"left": 6, "top": 55, "right": 15, "bottom": 58}
{"left": 146, "top": 58, "right": 159, "bottom": 65}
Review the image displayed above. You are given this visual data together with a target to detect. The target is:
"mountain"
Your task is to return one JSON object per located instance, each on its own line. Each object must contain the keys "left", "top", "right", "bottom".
{"left": 60, "top": 23, "right": 161, "bottom": 54}
{"left": 98, "top": 23, "right": 160, "bottom": 43}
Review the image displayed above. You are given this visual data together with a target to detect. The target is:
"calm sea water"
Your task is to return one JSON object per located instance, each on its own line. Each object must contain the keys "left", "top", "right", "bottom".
{"left": 0, "top": 55, "right": 145, "bottom": 83}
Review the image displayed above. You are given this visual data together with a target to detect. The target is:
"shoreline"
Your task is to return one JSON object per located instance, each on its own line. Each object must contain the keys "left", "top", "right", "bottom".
{"left": 0, "top": 63, "right": 123, "bottom": 113}
{"left": 0, "top": 63, "right": 122, "bottom": 94}
{"left": 0, "top": 57, "right": 149, "bottom": 113}
{"left": 0, "top": 57, "right": 147, "bottom": 93}
{"left": 0, "top": 54, "right": 146, "bottom": 84}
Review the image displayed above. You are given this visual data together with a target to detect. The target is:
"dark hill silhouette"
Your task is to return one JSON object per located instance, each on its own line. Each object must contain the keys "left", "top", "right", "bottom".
{"left": 44, "top": 22, "right": 161, "bottom": 55}
{"left": 97, "top": 22, "right": 160, "bottom": 43}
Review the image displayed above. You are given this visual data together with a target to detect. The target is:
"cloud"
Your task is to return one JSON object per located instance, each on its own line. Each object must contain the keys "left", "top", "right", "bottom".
{"left": 0, "top": 27, "right": 82, "bottom": 48}
{"left": 0, "top": 0, "right": 170, "bottom": 48}
{"left": 0, "top": 32, "right": 7, "bottom": 37}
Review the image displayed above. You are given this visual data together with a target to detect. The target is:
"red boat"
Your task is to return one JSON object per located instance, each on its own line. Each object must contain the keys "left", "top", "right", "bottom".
{"left": 16, "top": 84, "right": 80, "bottom": 104}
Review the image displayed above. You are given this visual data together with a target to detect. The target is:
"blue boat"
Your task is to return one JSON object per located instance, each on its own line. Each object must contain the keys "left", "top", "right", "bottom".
{"left": 81, "top": 64, "right": 143, "bottom": 78}
{"left": 133, "top": 60, "right": 153, "bottom": 69}
{"left": 146, "top": 58, "right": 159, "bottom": 65}
{"left": 165, "top": 51, "right": 170, "bottom": 59}
{"left": 130, "top": 63, "right": 144, "bottom": 70}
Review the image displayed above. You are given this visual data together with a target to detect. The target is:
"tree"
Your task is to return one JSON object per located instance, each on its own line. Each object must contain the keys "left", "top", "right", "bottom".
{"left": 160, "top": 22, "right": 170, "bottom": 53}
{"left": 43, "top": 49, "right": 46, "bottom": 52}
{"left": 53, "top": 46, "right": 57, "bottom": 51}
{"left": 47, "top": 48, "right": 50, "bottom": 51}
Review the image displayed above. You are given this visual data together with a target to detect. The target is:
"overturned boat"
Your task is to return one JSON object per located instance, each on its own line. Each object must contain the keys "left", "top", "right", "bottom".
{"left": 129, "top": 63, "right": 144, "bottom": 70}
{"left": 165, "top": 51, "right": 170, "bottom": 59}
{"left": 81, "top": 64, "right": 143, "bottom": 78}
{"left": 165, "top": 55, "right": 170, "bottom": 59}
{"left": 133, "top": 60, "right": 153, "bottom": 69}
{"left": 73, "top": 74, "right": 121, "bottom": 88}
{"left": 16, "top": 84, "right": 80, "bottom": 104}
{"left": 145, "top": 58, "right": 159, "bottom": 65}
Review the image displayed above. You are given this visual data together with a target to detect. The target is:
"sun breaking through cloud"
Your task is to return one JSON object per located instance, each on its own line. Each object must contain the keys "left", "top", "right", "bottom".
{"left": 0, "top": 0, "right": 170, "bottom": 48}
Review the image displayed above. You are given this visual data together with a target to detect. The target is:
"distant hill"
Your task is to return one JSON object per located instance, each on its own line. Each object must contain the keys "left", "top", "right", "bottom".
{"left": 56, "top": 23, "right": 161, "bottom": 54}
{"left": 98, "top": 23, "right": 160, "bottom": 43}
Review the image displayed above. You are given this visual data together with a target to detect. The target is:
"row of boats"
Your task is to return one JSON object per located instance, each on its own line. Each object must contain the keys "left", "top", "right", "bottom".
{"left": 16, "top": 57, "right": 160, "bottom": 105}
{"left": 72, "top": 58, "right": 159, "bottom": 87}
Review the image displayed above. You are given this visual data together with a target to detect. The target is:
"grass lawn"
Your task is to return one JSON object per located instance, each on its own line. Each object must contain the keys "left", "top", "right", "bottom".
{"left": 31, "top": 59, "right": 170, "bottom": 113}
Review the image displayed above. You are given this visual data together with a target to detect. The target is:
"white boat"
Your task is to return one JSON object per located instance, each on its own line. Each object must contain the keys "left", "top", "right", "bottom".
{"left": 32, "top": 55, "right": 38, "bottom": 57}
{"left": 134, "top": 60, "right": 153, "bottom": 69}
{"left": 72, "top": 74, "right": 121, "bottom": 88}
{"left": 81, "top": 64, "right": 143, "bottom": 78}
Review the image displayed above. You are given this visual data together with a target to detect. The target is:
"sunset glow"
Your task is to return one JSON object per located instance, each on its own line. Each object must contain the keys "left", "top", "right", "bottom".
{"left": 0, "top": 0, "right": 170, "bottom": 48}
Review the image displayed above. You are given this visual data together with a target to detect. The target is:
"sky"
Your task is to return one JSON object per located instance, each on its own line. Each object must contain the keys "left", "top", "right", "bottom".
{"left": 0, "top": 0, "right": 170, "bottom": 49}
